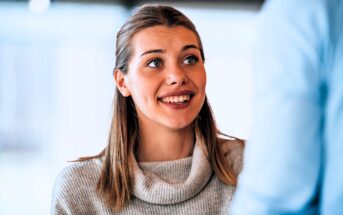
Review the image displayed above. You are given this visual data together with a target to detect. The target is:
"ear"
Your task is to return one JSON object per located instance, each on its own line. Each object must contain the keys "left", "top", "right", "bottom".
{"left": 114, "top": 69, "right": 131, "bottom": 97}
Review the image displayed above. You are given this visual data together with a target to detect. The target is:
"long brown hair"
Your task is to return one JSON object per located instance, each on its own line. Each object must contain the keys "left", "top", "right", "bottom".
{"left": 81, "top": 4, "right": 242, "bottom": 211}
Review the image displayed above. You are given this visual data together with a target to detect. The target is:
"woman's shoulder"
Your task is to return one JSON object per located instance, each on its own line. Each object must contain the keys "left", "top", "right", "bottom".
{"left": 218, "top": 136, "right": 244, "bottom": 156}
{"left": 51, "top": 158, "right": 102, "bottom": 213}
{"left": 55, "top": 158, "right": 102, "bottom": 187}
{"left": 218, "top": 136, "right": 245, "bottom": 174}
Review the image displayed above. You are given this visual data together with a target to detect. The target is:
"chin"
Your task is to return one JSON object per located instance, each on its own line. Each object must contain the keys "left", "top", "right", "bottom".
{"left": 165, "top": 119, "right": 194, "bottom": 130}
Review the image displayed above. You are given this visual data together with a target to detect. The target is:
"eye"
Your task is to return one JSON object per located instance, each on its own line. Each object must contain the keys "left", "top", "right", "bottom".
{"left": 183, "top": 55, "right": 199, "bottom": 65}
{"left": 147, "top": 58, "right": 162, "bottom": 68}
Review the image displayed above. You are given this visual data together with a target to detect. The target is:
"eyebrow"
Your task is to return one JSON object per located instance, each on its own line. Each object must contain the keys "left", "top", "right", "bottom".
{"left": 140, "top": 44, "right": 200, "bottom": 57}
{"left": 182, "top": 44, "right": 200, "bottom": 51}
{"left": 140, "top": 49, "right": 165, "bottom": 57}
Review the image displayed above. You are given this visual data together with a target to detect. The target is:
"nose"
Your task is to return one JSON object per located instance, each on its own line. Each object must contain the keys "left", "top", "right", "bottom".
{"left": 166, "top": 64, "right": 188, "bottom": 86}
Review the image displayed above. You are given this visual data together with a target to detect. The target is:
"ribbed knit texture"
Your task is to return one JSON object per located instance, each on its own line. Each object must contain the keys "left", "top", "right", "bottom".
{"left": 51, "top": 139, "right": 243, "bottom": 215}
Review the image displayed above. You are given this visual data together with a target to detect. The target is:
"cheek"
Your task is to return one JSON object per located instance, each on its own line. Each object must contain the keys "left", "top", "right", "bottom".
{"left": 196, "top": 70, "right": 207, "bottom": 92}
{"left": 203, "top": 72, "right": 207, "bottom": 88}
{"left": 127, "top": 78, "right": 158, "bottom": 108}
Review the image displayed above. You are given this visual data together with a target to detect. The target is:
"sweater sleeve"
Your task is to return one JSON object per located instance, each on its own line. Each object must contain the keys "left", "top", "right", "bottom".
{"left": 51, "top": 166, "right": 74, "bottom": 215}
{"left": 50, "top": 160, "right": 103, "bottom": 215}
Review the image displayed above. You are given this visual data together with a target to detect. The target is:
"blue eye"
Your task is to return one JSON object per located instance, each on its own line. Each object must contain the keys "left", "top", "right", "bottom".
{"left": 183, "top": 55, "right": 199, "bottom": 65}
{"left": 147, "top": 58, "right": 162, "bottom": 68}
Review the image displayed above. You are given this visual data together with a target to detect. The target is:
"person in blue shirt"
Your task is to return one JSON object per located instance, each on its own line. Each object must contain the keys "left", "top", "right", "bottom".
{"left": 232, "top": 0, "right": 343, "bottom": 214}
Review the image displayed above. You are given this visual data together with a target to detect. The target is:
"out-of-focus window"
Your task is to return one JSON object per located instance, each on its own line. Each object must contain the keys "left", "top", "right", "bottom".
{"left": 0, "top": 2, "right": 257, "bottom": 214}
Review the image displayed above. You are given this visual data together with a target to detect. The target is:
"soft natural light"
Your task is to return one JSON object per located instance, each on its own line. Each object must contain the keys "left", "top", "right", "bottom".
{"left": 28, "top": 0, "right": 51, "bottom": 14}
{"left": 0, "top": 2, "right": 257, "bottom": 214}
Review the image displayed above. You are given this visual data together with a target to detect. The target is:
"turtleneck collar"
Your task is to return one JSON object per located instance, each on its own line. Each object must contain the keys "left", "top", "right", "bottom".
{"left": 132, "top": 139, "right": 212, "bottom": 204}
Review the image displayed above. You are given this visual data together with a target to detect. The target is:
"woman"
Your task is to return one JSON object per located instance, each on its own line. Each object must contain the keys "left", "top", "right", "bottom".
{"left": 52, "top": 4, "right": 244, "bottom": 215}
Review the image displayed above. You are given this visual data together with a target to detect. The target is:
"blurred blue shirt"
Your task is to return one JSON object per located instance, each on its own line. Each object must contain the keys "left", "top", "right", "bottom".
{"left": 232, "top": 0, "right": 343, "bottom": 214}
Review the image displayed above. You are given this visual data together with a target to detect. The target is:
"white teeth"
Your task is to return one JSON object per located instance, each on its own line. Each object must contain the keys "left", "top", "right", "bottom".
{"left": 161, "top": 95, "right": 191, "bottom": 103}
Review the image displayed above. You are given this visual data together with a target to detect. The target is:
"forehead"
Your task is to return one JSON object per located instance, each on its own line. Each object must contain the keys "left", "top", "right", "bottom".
{"left": 130, "top": 25, "right": 199, "bottom": 54}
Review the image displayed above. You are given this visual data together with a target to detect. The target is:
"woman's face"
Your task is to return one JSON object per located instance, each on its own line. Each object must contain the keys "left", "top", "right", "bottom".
{"left": 116, "top": 25, "right": 206, "bottom": 131}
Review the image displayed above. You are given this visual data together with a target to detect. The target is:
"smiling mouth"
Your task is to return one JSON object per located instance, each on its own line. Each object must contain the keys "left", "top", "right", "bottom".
{"left": 158, "top": 93, "right": 195, "bottom": 104}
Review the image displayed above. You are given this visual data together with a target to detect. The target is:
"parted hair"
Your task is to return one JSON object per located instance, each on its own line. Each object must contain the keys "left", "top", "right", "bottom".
{"left": 79, "top": 4, "right": 243, "bottom": 211}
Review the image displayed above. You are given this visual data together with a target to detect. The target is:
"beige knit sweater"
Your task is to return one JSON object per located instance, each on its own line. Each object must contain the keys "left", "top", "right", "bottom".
{"left": 51, "top": 139, "right": 243, "bottom": 215}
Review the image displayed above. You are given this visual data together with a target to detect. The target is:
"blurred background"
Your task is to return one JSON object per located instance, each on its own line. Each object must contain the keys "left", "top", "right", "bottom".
{"left": 0, "top": 0, "right": 262, "bottom": 214}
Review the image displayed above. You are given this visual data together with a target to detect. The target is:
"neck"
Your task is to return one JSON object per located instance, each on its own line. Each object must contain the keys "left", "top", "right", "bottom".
{"left": 137, "top": 124, "right": 194, "bottom": 162}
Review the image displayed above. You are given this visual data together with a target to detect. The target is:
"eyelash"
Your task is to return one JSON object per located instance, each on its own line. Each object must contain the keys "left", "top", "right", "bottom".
{"left": 146, "top": 58, "right": 162, "bottom": 68}
{"left": 183, "top": 55, "right": 199, "bottom": 65}
{"left": 146, "top": 55, "right": 199, "bottom": 68}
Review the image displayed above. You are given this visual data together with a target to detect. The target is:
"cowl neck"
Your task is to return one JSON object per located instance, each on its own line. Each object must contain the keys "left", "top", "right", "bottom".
{"left": 132, "top": 140, "right": 212, "bottom": 204}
